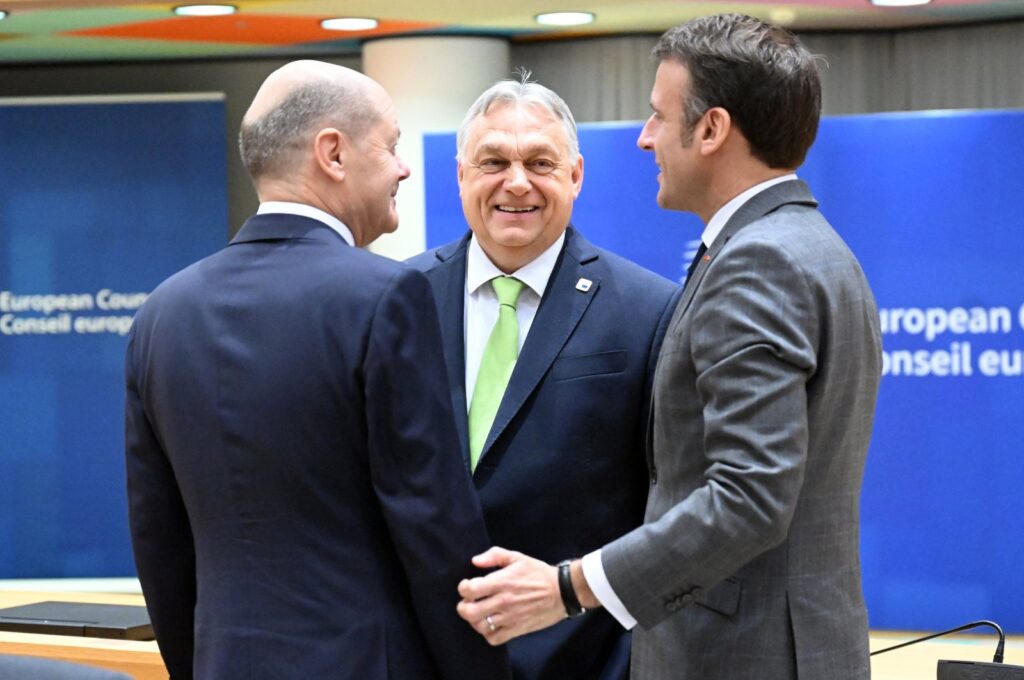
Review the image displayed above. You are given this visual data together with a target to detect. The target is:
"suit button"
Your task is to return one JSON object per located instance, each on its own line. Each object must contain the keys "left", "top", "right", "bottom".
{"left": 665, "top": 600, "right": 679, "bottom": 612}
{"left": 680, "top": 594, "right": 694, "bottom": 606}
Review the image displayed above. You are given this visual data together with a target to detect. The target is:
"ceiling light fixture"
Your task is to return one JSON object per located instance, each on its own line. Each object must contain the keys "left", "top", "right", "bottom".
{"left": 172, "top": 4, "right": 237, "bottom": 17}
{"left": 768, "top": 8, "right": 797, "bottom": 25}
{"left": 320, "top": 17, "right": 379, "bottom": 31}
{"left": 0, "top": 9, "right": 8, "bottom": 20}
{"left": 535, "top": 11, "right": 595, "bottom": 27}
{"left": 869, "top": 0, "right": 931, "bottom": 6}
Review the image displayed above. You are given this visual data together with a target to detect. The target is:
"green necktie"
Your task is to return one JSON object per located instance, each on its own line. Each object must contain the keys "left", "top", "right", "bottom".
{"left": 468, "top": 276, "right": 526, "bottom": 470}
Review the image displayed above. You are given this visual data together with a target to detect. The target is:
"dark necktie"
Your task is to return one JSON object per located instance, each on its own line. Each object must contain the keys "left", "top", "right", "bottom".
{"left": 685, "top": 241, "right": 708, "bottom": 285}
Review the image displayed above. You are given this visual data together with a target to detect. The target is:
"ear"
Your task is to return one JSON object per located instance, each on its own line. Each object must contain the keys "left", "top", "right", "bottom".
{"left": 314, "top": 127, "right": 347, "bottom": 181}
{"left": 698, "top": 107, "right": 731, "bottom": 157}
{"left": 569, "top": 153, "right": 584, "bottom": 199}
{"left": 456, "top": 160, "right": 466, "bottom": 196}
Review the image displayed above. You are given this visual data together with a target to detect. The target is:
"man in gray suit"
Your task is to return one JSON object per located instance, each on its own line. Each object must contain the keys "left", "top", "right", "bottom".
{"left": 457, "top": 13, "right": 882, "bottom": 680}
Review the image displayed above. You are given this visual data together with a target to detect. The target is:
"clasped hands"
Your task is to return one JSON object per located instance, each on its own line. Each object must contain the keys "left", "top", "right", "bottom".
{"left": 456, "top": 547, "right": 572, "bottom": 646}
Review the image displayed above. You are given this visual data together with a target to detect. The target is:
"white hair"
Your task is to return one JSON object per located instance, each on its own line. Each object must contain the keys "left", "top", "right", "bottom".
{"left": 455, "top": 70, "right": 579, "bottom": 161}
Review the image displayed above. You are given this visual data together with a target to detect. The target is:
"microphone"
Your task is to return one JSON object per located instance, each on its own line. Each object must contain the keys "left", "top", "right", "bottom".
{"left": 870, "top": 620, "right": 1024, "bottom": 679}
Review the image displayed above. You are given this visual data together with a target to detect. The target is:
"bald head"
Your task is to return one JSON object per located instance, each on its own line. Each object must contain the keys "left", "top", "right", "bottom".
{"left": 239, "top": 60, "right": 385, "bottom": 182}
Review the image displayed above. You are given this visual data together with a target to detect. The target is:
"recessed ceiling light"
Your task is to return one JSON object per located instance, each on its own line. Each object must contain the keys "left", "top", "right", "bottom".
{"left": 535, "top": 11, "right": 595, "bottom": 27}
{"left": 769, "top": 8, "right": 798, "bottom": 25}
{"left": 870, "top": 0, "right": 931, "bottom": 6}
{"left": 320, "top": 17, "right": 379, "bottom": 31}
{"left": 172, "top": 4, "right": 237, "bottom": 17}
{"left": 0, "top": 9, "right": 8, "bottom": 20}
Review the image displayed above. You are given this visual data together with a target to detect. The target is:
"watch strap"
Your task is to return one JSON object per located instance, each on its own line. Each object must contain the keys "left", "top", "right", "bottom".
{"left": 557, "top": 559, "right": 587, "bottom": 618}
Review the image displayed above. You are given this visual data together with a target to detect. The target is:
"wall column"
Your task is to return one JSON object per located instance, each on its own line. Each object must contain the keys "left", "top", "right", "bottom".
{"left": 362, "top": 36, "right": 510, "bottom": 260}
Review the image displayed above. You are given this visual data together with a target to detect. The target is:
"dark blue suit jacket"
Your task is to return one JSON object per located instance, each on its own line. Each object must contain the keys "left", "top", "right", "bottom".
{"left": 407, "top": 227, "right": 679, "bottom": 680}
{"left": 126, "top": 214, "right": 511, "bottom": 680}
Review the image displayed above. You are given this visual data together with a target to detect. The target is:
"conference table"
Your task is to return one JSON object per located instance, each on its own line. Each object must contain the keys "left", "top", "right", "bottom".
{"left": 2, "top": 588, "right": 1022, "bottom": 679}
{"left": 0, "top": 590, "right": 165, "bottom": 679}
{"left": 870, "top": 629, "right": 1024, "bottom": 679}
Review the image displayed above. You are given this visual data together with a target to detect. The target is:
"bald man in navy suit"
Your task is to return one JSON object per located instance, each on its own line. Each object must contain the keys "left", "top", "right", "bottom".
{"left": 126, "top": 60, "right": 510, "bottom": 680}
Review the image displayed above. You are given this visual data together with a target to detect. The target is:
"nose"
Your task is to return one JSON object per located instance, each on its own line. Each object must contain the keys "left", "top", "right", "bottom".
{"left": 637, "top": 115, "right": 655, "bottom": 151}
{"left": 396, "top": 155, "right": 411, "bottom": 181}
{"left": 504, "top": 162, "right": 530, "bottom": 195}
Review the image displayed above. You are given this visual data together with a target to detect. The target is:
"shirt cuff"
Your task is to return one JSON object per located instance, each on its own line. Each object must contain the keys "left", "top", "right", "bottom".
{"left": 582, "top": 549, "right": 637, "bottom": 630}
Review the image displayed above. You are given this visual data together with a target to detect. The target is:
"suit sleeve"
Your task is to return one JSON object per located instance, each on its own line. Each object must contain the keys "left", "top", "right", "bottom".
{"left": 363, "top": 267, "right": 512, "bottom": 680}
{"left": 125, "top": 327, "right": 197, "bottom": 679}
{"left": 601, "top": 237, "right": 817, "bottom": 629}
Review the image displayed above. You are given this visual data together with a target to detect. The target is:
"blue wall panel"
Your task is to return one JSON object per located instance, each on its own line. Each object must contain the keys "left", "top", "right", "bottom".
{"left": 0, "top": 97, "right": 227, "bottom": 578}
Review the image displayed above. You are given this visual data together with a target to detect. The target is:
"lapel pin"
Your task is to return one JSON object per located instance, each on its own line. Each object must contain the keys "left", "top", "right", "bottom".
{"left": 575, "top": 278, "right": 593, "bottom": 292}
{"left": 703, "top": 254, "right": 711, "bottom": 262}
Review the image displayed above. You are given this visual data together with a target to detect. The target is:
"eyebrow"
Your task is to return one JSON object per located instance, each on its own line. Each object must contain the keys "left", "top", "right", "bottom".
{"left": 474, "top": 141, "right": 560, "bottom": 157}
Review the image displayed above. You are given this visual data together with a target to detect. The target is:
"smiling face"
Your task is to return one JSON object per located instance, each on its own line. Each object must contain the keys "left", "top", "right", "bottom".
{"left": 457, "top": 102, "right": 583, "bottom": 273}
{"left": 637, "top": 59, "right": 706, "bottom": 215}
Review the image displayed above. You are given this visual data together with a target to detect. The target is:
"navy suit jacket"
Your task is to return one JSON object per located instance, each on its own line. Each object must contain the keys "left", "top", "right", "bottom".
{"left": 407, "top": 227, "right": 679, "bottom": 680}
{"left": 126, "top": 214, "right": 511, "bottom": 680}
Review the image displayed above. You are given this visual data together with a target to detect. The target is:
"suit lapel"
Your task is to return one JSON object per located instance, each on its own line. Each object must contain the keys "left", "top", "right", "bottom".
{"left": 426, "top": 236, "right": 473, "bottom": 465}
{"left": 479, "top": 227, "right": 600, "bottom": 463}
{"left": 667, "top": 179, "right": 818, "bottom": 334}
{"left": 648, "top": 180, "right": 819, "bottom": 472}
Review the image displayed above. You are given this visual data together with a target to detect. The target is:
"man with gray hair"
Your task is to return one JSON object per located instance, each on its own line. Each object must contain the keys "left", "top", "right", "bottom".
{"left": 126, "top": 60, "right": 510, "bottom": 680}
{"left": 407, "top": 75, "right": 678, "bottom": 679}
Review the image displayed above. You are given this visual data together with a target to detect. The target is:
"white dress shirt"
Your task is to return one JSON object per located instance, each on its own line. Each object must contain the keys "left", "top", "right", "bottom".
{"left": 464, "top": 232, "right": 565, "bottom": 406}
{"left": 582, "top": 173, "right": 800, "bottom": 630}
{"left": 257, "top": 201, "right": 355, "bottom": 247}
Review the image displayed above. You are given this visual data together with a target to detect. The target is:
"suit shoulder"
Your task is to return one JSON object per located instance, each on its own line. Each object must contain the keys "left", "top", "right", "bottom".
{"left": 405, "top": 234, "right": 469, "bottom": 275}
{"left": 737, "top": 206, "right": 856, "bottom": 271}
{"left": 588, "top": 245, "right": 679, "bottom": 301}
{"left": 141, "top": 247, "right": 222, "bottom": 307}
{"left": 342, "top": 242, "right": 413, "bottom": 279}
{"left": 404, "top": 246, "right": 444, "bottom": 273}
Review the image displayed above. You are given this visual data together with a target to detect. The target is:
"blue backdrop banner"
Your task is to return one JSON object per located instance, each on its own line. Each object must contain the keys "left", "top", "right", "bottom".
{"left": 0, "top": 95, "right": 227, "bottom": 578}
{"left": 424, "top": 110, "right": 1024, "bottom": 632}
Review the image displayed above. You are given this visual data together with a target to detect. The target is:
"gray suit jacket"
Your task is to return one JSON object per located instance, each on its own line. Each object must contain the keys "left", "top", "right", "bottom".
{"left": 602, "top": 180, "right": 882, "bottom": 680}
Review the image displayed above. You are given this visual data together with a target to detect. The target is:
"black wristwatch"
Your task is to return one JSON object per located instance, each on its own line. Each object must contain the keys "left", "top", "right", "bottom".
{"left": 557, "top": 559, "right": 587, "bottom": 618}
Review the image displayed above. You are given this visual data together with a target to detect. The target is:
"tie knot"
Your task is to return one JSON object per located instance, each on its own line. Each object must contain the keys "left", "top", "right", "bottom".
{"left": 492, "top": 276, "right": 526, "bottom": 308}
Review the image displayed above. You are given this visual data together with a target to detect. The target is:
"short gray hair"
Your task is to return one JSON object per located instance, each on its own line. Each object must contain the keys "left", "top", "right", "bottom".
{"left": 239, "top": 81, "right": 379, "bottom": 180}
{"left": 455, "top": 71, "right": 579, "bottom": 161}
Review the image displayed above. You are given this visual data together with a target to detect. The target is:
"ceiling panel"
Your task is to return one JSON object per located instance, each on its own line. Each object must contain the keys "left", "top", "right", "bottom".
{"left": 1, "top": 0, "right": 1023, "bottom": 63}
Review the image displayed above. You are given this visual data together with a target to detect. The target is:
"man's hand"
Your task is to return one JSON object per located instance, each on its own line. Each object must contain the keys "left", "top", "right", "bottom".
{"left": 456, "top": 547, "right": 567, "bottom": 645}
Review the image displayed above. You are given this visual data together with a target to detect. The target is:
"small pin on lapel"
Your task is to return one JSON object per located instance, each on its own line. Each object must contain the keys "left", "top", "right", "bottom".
{"left": 703, "top": 254, "right": 711, "bottom": 262}
{"left": 576, "top": 278, "right": 593, "bottom": 292}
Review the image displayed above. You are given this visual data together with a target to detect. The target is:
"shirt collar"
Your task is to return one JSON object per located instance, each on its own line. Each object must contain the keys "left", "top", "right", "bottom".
{"left": 466, "top": 231, "right": 566, "bottom": 299}
{"left": 701, "top": 173, "right": 798, "bottom": 248}
{"left": 257, "top": 201, "right": 355, "bottom": 247}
